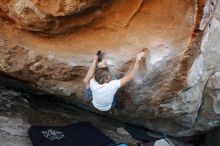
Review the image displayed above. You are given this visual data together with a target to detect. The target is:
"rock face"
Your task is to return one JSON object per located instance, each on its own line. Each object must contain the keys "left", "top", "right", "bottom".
{"left": 0, "top": 0, "right": 220, "bottom": 136}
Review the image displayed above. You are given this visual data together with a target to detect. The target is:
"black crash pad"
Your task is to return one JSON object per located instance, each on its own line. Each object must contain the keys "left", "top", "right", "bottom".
{"left": 28, "top": 121, "right": 115, "bottom": 146}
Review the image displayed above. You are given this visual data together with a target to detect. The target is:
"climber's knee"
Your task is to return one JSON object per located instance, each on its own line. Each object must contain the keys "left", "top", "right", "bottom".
{"left": 85, "top": 88, "right": 93, "bottom": 100}
{"left": 111, "top": 98, "right": 117, "bottom": 109}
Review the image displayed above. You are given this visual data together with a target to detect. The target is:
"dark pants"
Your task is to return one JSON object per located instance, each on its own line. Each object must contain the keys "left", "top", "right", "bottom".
{"left": 85, "top": 88, "right": 117, "bottom": 109}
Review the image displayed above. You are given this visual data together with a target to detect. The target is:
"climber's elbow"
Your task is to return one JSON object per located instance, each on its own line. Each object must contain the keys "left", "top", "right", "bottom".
{"left": 83, "top": 78, "right": 86, "bottom": 84}
{"left": 83, "top": 77, "right": 89, "bottom": 85}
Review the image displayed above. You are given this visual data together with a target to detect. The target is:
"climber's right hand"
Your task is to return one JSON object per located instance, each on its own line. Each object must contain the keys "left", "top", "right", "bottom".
{"left": 136, "top": 51, "right": 145, "bottom": 62}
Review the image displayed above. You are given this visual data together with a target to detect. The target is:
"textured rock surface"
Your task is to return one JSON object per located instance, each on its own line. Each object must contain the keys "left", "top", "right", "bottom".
{"left": 194, "top": 1, "right": 220, "bottom": 132}
{"left": 0, "top": 0, "right": 220, "bottom": 136}
{"left": 0, "top": 116, "right": 31, "bottom": 146}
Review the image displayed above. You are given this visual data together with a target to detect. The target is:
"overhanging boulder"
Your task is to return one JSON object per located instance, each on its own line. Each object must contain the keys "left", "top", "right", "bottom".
{"left": 0, "top": 0, "right": 220, "bottom": 136}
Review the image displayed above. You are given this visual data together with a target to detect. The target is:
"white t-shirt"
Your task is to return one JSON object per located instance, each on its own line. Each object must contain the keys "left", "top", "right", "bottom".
{"left": 90, "top": 78, "right": 121, "bottom": 111}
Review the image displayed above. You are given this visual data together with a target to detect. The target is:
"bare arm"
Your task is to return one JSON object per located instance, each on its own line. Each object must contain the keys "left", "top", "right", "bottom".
{"left": 83, "top": 57, "right": 98, "bottom": 88}
{"left": 120, "top": 52, "right": 145, "bottom": 87}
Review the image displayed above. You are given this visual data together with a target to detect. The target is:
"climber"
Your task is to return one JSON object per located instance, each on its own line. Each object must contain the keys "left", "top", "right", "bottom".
{"left": 83, "top": 50, "right": 145, "bottom": 112}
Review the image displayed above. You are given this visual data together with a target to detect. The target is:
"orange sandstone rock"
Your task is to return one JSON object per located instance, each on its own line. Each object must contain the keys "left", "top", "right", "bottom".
{"left": 0, "top": 0, "right": 220, "bottom": 136}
